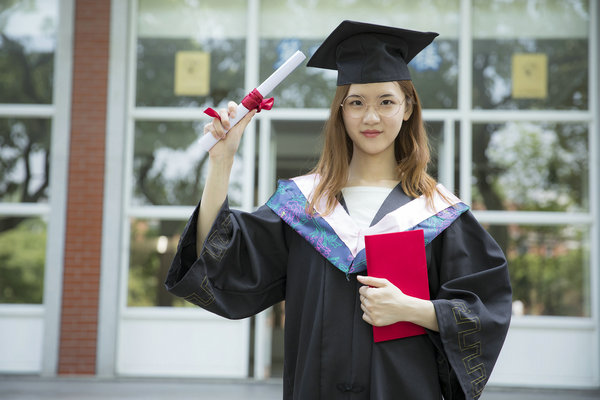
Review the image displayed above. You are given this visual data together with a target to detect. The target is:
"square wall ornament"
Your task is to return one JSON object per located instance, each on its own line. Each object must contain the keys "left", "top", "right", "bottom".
{"left": 511, "top": 53, "right": 548, "bottom": 99}
{"left": 174, "top": 51, "right": 210, "bottom": 96}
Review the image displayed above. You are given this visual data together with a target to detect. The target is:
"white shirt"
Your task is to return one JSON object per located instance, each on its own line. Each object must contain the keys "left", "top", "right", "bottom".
{"left": 341, "top": 186, "right": 393, "bottom": 230}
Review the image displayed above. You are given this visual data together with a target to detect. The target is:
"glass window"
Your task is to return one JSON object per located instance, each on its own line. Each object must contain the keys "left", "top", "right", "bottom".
{"left": 424, "top": 120, "right": 461, "bottom": 192}
{"left": 0, "top": 217, "right": 46, "bottom": 304}
{"left": 128, "top": 218, "right": 189, "bottom": 307}
{"left": 136, "top": 0, "right": 247, "bottom": 107}
{"left": 271, "top": 120, "right": 323, "bottom": 181}
{"left": 495, "top": 223, "right": 591, "bottom": 317}
{"left": 0, "top": 118, "right": 51, "bottom": 203}
{"left": 0, "top": 0, "right": 56, "bottom": 104}
{"left": 472, "top": 122, "right": 588, "bottom": 212}
{"left": 425, "top": 121, "right": 444, "bottom": 181}
{"left": 472, "top": 0, "right": 589, "bottom": 110}
{"left": 259, "top": 0, "right": 459, "bottom": 109}
{"left": 132, "top": 120, "right": 245, "bottom": 207}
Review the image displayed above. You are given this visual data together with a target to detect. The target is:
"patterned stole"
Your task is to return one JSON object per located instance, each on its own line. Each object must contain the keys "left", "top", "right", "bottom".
{"left": 266, "top": 174, "right": 469, "bottom": 274}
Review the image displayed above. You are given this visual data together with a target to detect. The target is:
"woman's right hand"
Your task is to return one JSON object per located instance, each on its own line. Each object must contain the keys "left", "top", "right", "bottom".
{"left": 203, "top": 101, "right": 257, "bottom": 162}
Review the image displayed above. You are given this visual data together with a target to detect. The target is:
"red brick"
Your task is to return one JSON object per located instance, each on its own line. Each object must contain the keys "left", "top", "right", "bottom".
{"left": 60, "top": 0, "right": 111, "bottom": 376}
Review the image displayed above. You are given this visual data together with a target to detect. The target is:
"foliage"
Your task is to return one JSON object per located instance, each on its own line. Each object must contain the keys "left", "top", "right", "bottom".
{"left": 508, "top": 225, "right": 588, "bottom": 317}
{"left": 0, "top": 218, "right": 45, "bottom": 303}
{"left": 127, "top": 218, "right": 190, "bottom": 307}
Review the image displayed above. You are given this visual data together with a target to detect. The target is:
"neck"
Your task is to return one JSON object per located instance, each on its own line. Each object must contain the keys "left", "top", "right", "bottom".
{"left": 347, "top": 149, "right": 399, "bottom": 187}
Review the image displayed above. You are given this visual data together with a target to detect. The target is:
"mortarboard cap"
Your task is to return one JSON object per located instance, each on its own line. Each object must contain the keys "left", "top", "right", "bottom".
{"left": 307, "top": 20, "right": 438, "bottom": 85}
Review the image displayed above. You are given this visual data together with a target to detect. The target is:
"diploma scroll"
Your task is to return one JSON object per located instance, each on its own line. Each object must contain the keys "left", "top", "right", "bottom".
{"left": 199, "top": 50, "right": 306, "bottom": 152}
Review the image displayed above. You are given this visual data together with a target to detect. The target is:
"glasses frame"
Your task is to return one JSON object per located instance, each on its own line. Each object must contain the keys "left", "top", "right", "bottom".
{"left": 340, "top": 94, "right": 406, "bottom": 119}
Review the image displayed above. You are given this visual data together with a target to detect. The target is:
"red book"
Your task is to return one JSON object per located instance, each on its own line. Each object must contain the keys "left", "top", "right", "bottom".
{"left": 364, "top": 229, "right": 429, "bottom": 342}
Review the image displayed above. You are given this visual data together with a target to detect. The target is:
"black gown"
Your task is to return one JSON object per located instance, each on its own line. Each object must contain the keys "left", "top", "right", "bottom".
{"left": 165, "top": 181, "right": 512, "bottom": 400}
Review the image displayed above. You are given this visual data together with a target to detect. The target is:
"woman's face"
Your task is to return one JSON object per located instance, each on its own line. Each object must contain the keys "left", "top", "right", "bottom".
{"left": 341, "top": 81, "right": 411, "bottom": 160}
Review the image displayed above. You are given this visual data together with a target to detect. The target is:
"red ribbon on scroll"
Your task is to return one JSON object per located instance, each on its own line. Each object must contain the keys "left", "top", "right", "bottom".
{"left": 204, "top": 89, "right": 274, "bottom": 120}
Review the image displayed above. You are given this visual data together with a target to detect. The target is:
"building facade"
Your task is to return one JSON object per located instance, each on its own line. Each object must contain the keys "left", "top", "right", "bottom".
{"left": 0, "top": 0, "right": 599, "bottom": 389}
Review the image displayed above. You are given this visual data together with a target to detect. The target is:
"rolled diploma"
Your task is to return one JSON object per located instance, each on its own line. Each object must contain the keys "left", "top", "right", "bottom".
{"left": 198, "top": 50, "right": 306, "bottom": 152}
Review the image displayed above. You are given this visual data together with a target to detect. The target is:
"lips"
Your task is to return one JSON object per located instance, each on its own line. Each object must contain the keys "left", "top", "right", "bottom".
{"left": 361, "top": 130, "right": 382, "bottom": 138}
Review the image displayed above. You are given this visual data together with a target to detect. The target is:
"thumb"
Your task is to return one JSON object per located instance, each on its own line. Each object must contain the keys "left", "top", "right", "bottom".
{"left": 356, "top": 275, "right": 389, "bottom": 288}
{"left": 237, "top": 109, "right": 257, "bottom": 130}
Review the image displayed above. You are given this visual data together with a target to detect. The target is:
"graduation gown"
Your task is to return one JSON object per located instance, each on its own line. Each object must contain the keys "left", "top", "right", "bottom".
{"left": 165, "top": 175, "right": 512, "bottom": 400}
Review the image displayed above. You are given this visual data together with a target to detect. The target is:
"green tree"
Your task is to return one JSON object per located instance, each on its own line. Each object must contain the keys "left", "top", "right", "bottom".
{"left": 0, "top": 218, "right": 45, "bottom": 303}
{"left": 0, "top": 3, "right": 54, "bottom": 304}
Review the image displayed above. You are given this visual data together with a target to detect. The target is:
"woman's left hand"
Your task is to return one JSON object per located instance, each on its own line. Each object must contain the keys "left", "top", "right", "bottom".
{"left": 357, "top": 275, "right": 411, "bottom": 327}
{"left": 356, "top": 275, "right": 439, "bottom": 332}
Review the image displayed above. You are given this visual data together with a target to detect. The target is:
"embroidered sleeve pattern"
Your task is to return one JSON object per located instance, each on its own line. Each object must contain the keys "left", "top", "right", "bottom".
{"left": 201, "top": 214, "right": 233, "bottom": 262}
{"left": 183, "top": 276, "right": 216, "bottom": 307}
{"left": 451, "top": 299, "right": 487, "bottom": 399}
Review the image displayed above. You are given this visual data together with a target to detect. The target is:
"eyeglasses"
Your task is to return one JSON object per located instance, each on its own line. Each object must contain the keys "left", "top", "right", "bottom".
{"left": 340, "top": 95, "right": 405, "bottom": 119}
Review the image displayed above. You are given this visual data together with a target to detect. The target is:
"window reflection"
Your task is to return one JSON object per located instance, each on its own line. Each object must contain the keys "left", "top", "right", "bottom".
{"left": 472, "top": 122, "right": 588, "bottom": 212}
{"left": 495, "top": 223, "right": 590, "bottom": 317}
{"left": 0, "top": 118, "right": 51, "bottom": 203}
{"left": 136, "top": 0, "right": 247, "bottom": 107}
{"left": 133, "top": 120, "right": 245, "bottom": 207}
{"left": 272, "top": 120, "right": 323, "bottom": 181}
{"left": 0, "top": 0, "right": 56, "bottom": 104}
{"left": 0, "top": 217, "right": 46, "bottom": 304}
{"left": 472, "top": 0, "right": 589, "bottom": 110}
{"left": 136, "top": 38, "right": 246, "bottom": 108}
{"left": 128, "top": 218, "right": 189, "bottom": 307}
{"left": 426, "top": 121, "right": 443, "bottom": 181}
{"left": 259, "top": 0, "right": 459, "bottom": 109}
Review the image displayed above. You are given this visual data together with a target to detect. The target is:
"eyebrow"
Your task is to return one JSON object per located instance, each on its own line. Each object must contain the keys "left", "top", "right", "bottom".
{"left": 346, "top": 93, "right": 397, "bottom": 98}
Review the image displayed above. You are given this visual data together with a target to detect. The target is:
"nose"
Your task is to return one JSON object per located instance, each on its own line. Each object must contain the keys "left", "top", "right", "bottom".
{"left": 362, "top": 105, "right": 380, "bottom": 123}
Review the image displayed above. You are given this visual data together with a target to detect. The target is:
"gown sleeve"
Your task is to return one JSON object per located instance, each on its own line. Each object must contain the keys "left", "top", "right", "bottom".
{"left": 428, "top": 211, "right": 512, "bottom": 400}
{"left": 164, "top": 199, "right": 288, "bottom": 319}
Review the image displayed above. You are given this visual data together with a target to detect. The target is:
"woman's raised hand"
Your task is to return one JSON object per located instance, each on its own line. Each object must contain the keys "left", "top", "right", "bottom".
{"left": 204, "top": 101, "right": 257, "bottom": 161}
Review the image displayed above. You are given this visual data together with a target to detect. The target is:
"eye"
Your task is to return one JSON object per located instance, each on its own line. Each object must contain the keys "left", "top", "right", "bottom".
{"left": 344, "top": 96, "right": 365, "bottom": 107}
{"left": 380, "top": 99, "right": 395, "bottom": 106}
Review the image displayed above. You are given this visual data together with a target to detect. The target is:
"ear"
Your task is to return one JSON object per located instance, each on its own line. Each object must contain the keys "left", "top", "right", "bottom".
{"left": 403, "top": 99, "right": 413, "bottom": 121}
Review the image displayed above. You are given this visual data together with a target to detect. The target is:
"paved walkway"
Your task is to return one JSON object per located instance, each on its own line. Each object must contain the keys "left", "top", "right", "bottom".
{"left": 0, "top": 376, "right": 599, "bottom": 400}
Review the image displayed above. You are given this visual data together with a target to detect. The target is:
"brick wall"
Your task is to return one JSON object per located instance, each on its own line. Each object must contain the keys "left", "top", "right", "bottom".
{"left": 58, "top": 0, "right": 111, "bottom": 375}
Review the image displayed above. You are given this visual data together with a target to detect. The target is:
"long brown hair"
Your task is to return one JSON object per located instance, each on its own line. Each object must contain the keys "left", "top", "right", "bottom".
{"left": 307, "top": 80, "right": 440, "bottom": 215}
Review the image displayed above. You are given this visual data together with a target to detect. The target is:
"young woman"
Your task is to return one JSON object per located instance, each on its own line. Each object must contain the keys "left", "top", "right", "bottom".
{"left": 166, "top": 20, "right": 512, "bottom": 400}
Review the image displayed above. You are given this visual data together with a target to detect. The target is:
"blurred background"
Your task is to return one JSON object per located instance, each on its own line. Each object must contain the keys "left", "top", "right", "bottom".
{"left": 0, "top": 0, "right": 598, "bottom": 393}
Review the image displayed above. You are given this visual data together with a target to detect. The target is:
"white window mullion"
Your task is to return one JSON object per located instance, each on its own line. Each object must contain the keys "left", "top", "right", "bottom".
{"left": 41, "top": 0, "right": 75, "bottom": 377}
{"left": 473, "top": 211, "right": 593, "bottom": 226}
{"left": 440, "top": 118, "right": 455, "bottom": 193}
{"left": 459, "top": 0, "right": 472, "bottom": 203}
{"left": 0, "top": 105, "right": 54, "bottom": 117}
{"left": 588, "top": 0, "right": 600, "bottom": 386}
{"left": 96, "top": 0, "right": 132, "bottom": 377}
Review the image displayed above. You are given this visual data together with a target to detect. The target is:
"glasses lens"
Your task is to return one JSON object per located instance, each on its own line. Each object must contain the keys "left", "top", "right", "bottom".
{"left": 342, "top": 96, "right": 366, "bottom": 118}
{"left": 378, "top": 98, "right": 401, "bottom": 117}
{"left": 342, "top": 95, "right": 402, "bottom": 118}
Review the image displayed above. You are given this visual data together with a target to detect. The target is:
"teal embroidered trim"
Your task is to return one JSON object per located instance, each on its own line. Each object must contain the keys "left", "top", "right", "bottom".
{"left": 267, "top": 179, "right": 469, "bottom": 274}
{"left": 266, "top": 180, "right": 354, "bottom": 273}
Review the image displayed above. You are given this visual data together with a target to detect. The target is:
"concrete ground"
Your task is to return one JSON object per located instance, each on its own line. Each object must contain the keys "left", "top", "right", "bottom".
{"left": 0, "top": 376, "right": 599, "bottom": 400}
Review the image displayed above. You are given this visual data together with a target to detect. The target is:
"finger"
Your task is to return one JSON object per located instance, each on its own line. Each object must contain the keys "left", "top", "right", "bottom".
{"left": 212, "top": 119, "right": 226, "bottom": 139}
{"left": 234, "top": 109, "right": 257, "bottom": 132}
{"left": 362, "top": 312, "right": 373, "bottom": 326}
{"left": 358, "top": 285, "right": 368, "bottom": 297}
{"left": 204, "top": 123, "right": 220, "bottom": 140}
{"left": 357, "top": 275, "right": 389, "bottom": 288}
{"left": 218, "top": 109, "right": 231, "bottom": 130}
{"left": 227, "top": 101, "right": 237, "bottom": 118}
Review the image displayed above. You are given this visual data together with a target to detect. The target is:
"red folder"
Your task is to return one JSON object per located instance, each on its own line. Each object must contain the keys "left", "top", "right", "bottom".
{"left": 364, "top": 229, "right": 429, "bottom": 342}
